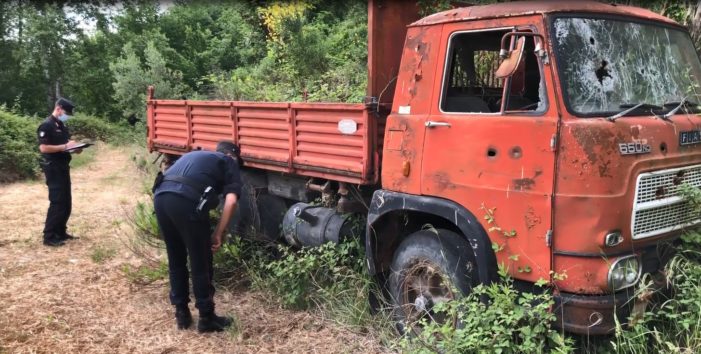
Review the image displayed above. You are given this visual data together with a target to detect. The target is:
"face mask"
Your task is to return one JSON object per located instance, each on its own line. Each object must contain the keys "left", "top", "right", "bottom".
{"left": 58, "top": 114, "right": 70, "bottom": 122}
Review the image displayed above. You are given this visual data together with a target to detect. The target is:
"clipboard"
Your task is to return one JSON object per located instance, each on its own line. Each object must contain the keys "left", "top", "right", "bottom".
{"left": 65, "top": 143, "right": 93, "bottom": 152}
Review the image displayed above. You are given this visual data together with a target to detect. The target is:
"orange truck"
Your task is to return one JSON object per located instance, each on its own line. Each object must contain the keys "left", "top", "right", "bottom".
{"left": 146, "top": 0, "right": 701, "bottom": 334}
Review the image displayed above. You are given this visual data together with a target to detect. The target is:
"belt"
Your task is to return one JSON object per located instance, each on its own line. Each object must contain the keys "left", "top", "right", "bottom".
{"left": 163, "top": 175, "right": 208, "bottom": 194}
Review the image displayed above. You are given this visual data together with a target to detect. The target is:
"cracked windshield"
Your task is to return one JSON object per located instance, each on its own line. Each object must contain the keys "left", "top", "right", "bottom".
{"left": 553, "top": 17, "right": 701, "bottom": 116}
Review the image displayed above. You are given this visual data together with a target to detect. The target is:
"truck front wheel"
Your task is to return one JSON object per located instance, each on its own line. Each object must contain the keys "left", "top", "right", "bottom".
{"left": 389, "top": 228, "right": 478, "bottom": 334}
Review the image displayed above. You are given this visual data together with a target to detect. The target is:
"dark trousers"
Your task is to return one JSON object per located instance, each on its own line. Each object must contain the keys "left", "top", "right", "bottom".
{"left": 153, "top": 192, "right": 215, "bottom": 315}
{"left": 42, "top": 161, "right": 72, "bottom": 240}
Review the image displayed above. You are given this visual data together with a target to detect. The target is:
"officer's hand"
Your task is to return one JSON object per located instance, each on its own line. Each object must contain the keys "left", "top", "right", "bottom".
{"left": 211, "top": 231, "right": 223, "bottom": 252}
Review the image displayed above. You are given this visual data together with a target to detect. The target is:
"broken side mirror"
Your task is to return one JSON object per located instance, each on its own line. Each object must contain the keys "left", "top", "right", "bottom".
{"left": 495, "top": 32, "right": 547, "bottom": 79}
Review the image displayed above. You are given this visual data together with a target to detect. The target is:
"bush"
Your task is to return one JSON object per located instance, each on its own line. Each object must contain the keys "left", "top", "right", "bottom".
{"left": 0, "top": 108, "right": 41, "bottom": 182}
{"left": 66, "top": 113, "right": 141, "bottom": 146}
{"left": 66, "top": 114, "right": 116, "bottom": 141}
{"left": 399, "top": 277, "right": 573, "bottom": 354}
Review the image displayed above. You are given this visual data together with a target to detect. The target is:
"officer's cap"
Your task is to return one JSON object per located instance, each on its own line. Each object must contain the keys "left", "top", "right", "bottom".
{"left": 56, "top": 97, "right": 75, "bottom": 115}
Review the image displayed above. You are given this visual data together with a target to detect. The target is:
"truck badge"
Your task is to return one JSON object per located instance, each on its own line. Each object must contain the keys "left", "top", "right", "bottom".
{"left": 619, "top": 142, "right": 651, "bottom": 155}
{"left": 679, "top": 130, "right": 701, "bottom": 146}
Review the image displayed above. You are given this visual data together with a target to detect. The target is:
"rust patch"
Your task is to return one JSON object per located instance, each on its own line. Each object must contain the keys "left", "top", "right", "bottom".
{"left": 524, "top": 207, "right": 542, "bottom": 230}
{"left": 402, "top": 27, "right": 430, "bottom": 102}
{"left": 598, "top": 159, "right": 612, "bottom": 178}
{"left": 631, "top": 125, "right": 640, "bottom": 139}
{"left": 513, "top": 170, "right": 542, "bottom": 191}
{"left": 432, "top": 172, "right": 456, "bottom": 191}
{"left": 570, "top": 126, "right": 626, "bottom": 178}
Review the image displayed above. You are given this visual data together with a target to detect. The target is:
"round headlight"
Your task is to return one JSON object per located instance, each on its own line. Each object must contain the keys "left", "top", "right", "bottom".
{"left": 608, "top": 256, "right": 641, "bottom": 291}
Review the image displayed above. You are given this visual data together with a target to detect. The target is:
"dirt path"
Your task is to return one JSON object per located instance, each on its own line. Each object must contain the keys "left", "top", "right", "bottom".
{"left": 0, "top": 144, "right": 388, "bottom": 354}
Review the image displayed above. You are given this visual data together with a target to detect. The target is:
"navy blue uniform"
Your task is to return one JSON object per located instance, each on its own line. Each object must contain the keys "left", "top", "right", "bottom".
{"left": 37, "top": 116, "right": 72, "bottom": 243}
{"left": 153, "top": 151, "right": 242, "bottom": 315}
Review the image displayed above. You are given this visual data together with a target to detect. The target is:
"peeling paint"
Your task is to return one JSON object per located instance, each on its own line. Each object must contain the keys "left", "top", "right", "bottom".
{"left": 524, "top": 206, "right": 542, "bottom": 230}
{"left": 570, "top": 125, "right": 625, "bottom": 178}
{"left": 513, "top": 170, "right": 542, "bottom": 191}
{"left": 433, "top": 172, "right": 457, "bottom": 191}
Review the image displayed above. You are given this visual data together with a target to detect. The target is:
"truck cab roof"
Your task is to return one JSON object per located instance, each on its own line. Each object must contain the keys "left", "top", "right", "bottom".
{"left": 411, "top": 0, "right": 681, "bottom": 28}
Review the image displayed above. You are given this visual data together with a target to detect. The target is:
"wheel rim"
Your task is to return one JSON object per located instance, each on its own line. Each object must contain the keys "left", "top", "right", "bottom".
{"left": 400, "top": 260, "right": 457, "bottom": 332}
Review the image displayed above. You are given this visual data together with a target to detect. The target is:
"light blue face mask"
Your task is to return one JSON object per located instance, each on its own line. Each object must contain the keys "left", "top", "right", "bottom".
{"left": 58, "top": 114, "right": 70, "bottom": 122}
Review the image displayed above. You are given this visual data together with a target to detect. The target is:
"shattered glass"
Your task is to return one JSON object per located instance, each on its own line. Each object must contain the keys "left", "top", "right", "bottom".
{"left": 553, "top": 17, "right": 701, "bottom": 116}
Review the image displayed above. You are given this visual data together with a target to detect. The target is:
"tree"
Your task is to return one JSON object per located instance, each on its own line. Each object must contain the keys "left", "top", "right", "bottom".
{"left": 110, "top": 40, "right": 188, "bottom": 120}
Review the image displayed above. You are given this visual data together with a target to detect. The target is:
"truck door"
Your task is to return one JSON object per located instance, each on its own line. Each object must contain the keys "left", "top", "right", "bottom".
{"left": 420, "top": 18, "right": 558, "bottom": 283}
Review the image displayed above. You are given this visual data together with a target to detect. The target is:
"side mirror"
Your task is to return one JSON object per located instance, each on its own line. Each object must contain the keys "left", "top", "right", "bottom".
{"left": 495, "top": 37, "right": 525, "bottom": 79}
{"left": 495, "top": 32, "right": 547, "bottom": 79}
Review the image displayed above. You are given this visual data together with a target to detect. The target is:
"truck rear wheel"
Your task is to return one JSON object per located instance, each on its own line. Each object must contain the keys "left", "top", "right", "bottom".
{"left": 389, "top": 229, "right": 478, "bottom": 334}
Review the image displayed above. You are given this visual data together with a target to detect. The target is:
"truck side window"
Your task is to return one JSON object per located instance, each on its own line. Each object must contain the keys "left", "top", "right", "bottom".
{"left": 441, "top": 29, "right": 546, "bottom": 114}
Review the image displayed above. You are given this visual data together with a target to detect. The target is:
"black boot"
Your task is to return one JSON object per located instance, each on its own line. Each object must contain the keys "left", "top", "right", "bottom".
{"left": 197, "top": 312, "right": 233, "bottom": 333}
{"left": 175, "top": 306, "right": 192, "bottom": 330}
{"left": 43, "top": 234, "right": 65, "bottom": 247}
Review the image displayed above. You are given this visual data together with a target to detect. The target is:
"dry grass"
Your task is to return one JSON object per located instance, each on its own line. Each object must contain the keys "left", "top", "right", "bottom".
{"left": 0, "top": 143, "right": 390, "bottom": 354}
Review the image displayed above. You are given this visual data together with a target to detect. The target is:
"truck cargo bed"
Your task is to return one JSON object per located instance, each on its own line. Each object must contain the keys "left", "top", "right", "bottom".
{"left": 147, "top": 93, "right": 383, "bottom": 185}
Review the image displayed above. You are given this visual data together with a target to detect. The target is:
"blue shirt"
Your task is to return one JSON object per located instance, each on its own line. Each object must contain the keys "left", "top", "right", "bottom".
{"left": 155, "top": 151, "right": 242, "bottom": 202}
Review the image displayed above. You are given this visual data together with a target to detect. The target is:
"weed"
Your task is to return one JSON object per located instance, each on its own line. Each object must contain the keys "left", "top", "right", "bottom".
{"left": 399, "top": 276, "right": 573, "bottom": 354}
{"left": 121, "top": 261, "right": 169, "bottom": 286}
{"left": 90, "top": 246, "right": 117, "bottom": 264}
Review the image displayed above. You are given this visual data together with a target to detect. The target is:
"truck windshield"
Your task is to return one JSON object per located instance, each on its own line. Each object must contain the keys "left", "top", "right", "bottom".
{"left": 552, "top": 17, "right": 701, "bottom": 117}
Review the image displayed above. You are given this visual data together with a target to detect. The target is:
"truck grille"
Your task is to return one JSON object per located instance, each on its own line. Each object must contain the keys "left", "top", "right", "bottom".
{"left": 632, "top": 164, "right": 701, "bottom": 239}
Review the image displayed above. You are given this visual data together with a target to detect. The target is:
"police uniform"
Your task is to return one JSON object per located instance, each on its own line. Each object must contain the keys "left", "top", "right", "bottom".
{"left": 153, "top": 149, "right": 242, "bottom": 330}
{"left": 37, "top": 115, "right": 73, "bottom": 245}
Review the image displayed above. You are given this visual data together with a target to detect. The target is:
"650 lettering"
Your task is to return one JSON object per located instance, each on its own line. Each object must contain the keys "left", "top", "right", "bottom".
{"left": 619, "top": 142, "right": 651, "bottom": 155}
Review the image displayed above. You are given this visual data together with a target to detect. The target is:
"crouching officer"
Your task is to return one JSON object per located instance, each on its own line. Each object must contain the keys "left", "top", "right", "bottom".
{"left": 153, "top": 141, "right": 243, "bottom": 332}
{"left": 38, "top": 97, "right": 81, "bottom": 247}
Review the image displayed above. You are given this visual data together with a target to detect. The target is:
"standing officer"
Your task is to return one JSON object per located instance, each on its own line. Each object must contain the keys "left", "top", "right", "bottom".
{"left": 37, "top": 98, "right": 81, "bottom": 247}
{"left": 153, "top": 141, "right": 242, "bottom": 332}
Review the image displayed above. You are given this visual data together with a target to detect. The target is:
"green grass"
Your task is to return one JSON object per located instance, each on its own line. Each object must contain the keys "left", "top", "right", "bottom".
{"left": 69, "top": 146, "right": 97, "bottom": 169}
{"left": 121, "top": 261, "right": 169, "bottom": 285}
{"left": 90, "top": 245, "right": 117, "bottom": 264}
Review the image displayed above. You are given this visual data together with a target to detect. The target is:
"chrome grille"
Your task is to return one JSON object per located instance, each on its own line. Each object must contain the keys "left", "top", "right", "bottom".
{"left": 632, "top": 164, "right": 701, "bottom": 239}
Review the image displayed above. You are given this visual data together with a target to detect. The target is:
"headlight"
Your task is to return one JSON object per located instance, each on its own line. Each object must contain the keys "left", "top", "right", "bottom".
{"left": 608, "top": 256, "right": 641, "bottom": 291}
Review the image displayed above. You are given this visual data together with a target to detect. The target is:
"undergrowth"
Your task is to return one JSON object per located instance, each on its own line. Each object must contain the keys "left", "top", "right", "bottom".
{"left": 124, "top": 153, "right": 701, "bottom": 354}
{"left": 400, "top": 275, "right": 573, "bottom": 354}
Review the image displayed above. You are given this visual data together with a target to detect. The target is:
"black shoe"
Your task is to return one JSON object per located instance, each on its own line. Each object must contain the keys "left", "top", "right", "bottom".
{"left": 197, "top": 313, "right": 233, "bottom": 333}
{"left": 175, "top": 306, "right": 193, "bottom": 330}
{"left": 43, "top": 238, "right": 65, "bottom": 247}
{"left": 59, "top": 233, "right": 78, "bottom": 241}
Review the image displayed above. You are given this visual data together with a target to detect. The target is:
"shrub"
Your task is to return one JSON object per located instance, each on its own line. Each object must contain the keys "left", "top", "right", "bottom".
{"left": 0, "top": 108, "right": 41, "bottom": 182}
{"left": 66, "top": 113, "right": 141, "bottom": 146}
{"left": 65, "top": 114, "right": 115, "bottom": 141}
{"left": 399, "top": 277, "right": 573, "bottom": 354}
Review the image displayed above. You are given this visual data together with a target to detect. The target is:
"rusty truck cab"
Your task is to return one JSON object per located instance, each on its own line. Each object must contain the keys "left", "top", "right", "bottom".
{"left": 370, "top": 1, "right": 701, "bottom": 334}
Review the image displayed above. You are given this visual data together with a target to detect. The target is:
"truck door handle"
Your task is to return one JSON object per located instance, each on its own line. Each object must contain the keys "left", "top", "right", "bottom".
{"left": 425, "top": 121, "right": 451, "bottom": 128}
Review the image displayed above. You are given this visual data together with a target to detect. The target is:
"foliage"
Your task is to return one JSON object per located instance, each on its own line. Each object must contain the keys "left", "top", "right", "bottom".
{"left": 90, "top": 245, "right": 117, "bottom": 264}
{"left": 2, "top": 0, "right": 701, "bottom": 119}
{"left": 0, "top": 108, "right": 40, "bottom": 182}
{"left": 110, "top": 40, "right": 189, "bottom": 120}
{"left": 131, "top": 199, "right": 161, "bottom": 241}
{"left": 121, "top": 261, "right": 169, "bottom": 286}
{"left": 400, "top": 277, "right": 572, "bottom": 353}
{"left": 66, "top": 114, "right": 116, "bottom": 142}
{"left": 250, "top": 238, "right": 367, "bottom": 310}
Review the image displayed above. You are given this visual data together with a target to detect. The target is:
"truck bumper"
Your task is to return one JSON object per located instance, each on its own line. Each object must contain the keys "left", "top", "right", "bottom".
{"left": 553, "top": 276, "right": 670, "bottom": 335}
